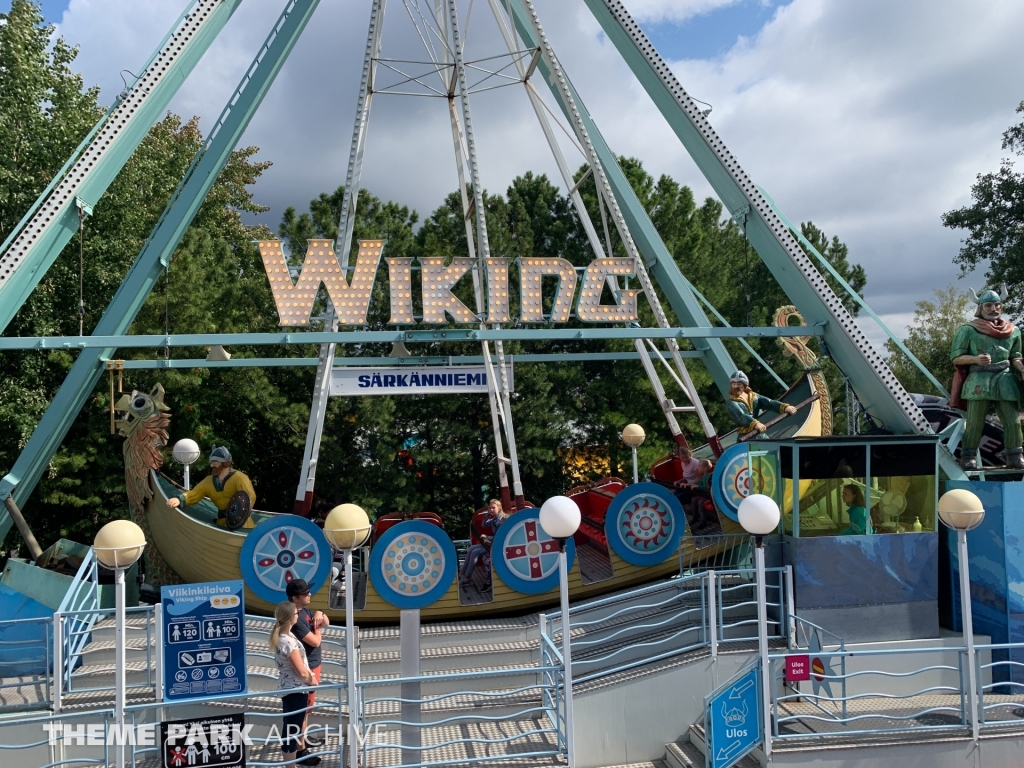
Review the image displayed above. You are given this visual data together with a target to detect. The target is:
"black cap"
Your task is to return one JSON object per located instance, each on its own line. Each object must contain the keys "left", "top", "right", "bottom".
{"left": 286, "top": 579, "right": 312, "bottom": 598}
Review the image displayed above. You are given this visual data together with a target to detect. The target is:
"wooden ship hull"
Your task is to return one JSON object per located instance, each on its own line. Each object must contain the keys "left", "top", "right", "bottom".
{"left": 144, "top": 372, "right": 827, "bottom": 624}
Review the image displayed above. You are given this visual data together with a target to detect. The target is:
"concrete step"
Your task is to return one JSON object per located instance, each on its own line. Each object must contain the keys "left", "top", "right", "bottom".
{"left": 130, "top": 718, "right": 564, "bottom": 768}
{"left": 684, "top": 723, "right": 761, "bottom": 768}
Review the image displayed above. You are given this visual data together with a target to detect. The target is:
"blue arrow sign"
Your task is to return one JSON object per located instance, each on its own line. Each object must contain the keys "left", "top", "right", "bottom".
{"left": 708, "top": 666, "right": 762, "bottom": 768}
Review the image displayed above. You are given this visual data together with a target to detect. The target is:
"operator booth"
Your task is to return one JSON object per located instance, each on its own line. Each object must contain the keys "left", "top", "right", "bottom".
{"left": 737, "top": 436, "right": 941, "bottom": 641}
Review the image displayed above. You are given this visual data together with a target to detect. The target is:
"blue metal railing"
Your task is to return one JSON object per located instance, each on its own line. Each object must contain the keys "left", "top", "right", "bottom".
{"left": 354, "top": 664, "right": 564, "bottom": 768}
{"left": 0, "top": 615, "right": 52, "bottom": 706}
{"left": 0, "top": 707, "right": 112, "bottom": 768}
{"left": 60, "top": 605, "right": 157, "bottom": 698}
{"left": 715, "top": 567, "right": 787, "bottom": 643}
{"left": 976, "top": 642, "right": 1024, "bottom": 724}
{"left": 124, "top": 682, "right": 348, "bottom": 768}
{"left": 244, "top": 616, "right": 348, "bottom": 685}
{"left": 55, "top": 549, "right": 101, "bottom": 696}
{"left": 770, "top": 645, "right": 970, "bottom": 741}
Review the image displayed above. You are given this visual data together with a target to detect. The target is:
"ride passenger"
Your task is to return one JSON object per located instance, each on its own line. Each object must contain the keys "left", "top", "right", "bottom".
{"left": 271, "top": 601, "right": 315, "bottom": 767}
{"left": 724, "top": 371, "right": 797, "bottom": 438}
{"left": 167, "top": 446, "right": 256, "bottom": 529}
{"left": 287, "top": 579, "right": 328, "bottom": 766}
{"left": 672, "top": 449, "right": 716, "bottom": 533}
{"left": 840, "top": 485, "right": 871, "bottom": 536}
{"left": 460, "top": 499, "right": 506, "bottom": 588}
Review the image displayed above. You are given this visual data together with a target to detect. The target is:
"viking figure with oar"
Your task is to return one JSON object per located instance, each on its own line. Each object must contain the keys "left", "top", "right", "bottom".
{"left": 950, "top": 286, "right": 1024, "bottom": 470}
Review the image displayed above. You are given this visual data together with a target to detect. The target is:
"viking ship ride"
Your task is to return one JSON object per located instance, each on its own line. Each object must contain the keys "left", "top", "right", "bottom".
{"left": 137, "top": 365, "right": 828, "bottom": 623}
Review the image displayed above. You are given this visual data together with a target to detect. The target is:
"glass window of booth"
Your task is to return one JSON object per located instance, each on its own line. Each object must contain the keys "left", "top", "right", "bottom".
{"left": 778, "top": 439, "right": 937, "bottom": 538}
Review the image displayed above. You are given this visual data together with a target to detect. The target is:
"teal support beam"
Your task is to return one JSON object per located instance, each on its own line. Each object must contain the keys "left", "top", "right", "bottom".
{"left": 0, "top": 325, "right": 824, "bottom": 351}
{"left": 0, "top": 0, "right": 324, "bottom": 542}
{"left": 577, "top": 0, "right": 930, "bottom": 436}
{"left": 507, "top": 1, "right": 738, "bottom": 396}
{"left": 0, "top": 0, "right": 246, "bottom": 333}
{"left": 114, "top": 351, "right": 688, "bottom": 369}
{"left": 762, "top": 188, "right": 950, "bottom": 399}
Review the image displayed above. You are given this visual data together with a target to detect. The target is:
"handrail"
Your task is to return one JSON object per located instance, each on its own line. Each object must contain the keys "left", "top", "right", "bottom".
{"left": 791, "top": 614, "right": 846, "bottom": 650}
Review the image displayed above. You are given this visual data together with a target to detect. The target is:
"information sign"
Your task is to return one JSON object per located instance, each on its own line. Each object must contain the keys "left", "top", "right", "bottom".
{"left": 785, "top": 654, "right": 810, "bottom": 682}
{"left": 161, "top": 713, "right": 246, "bottom": 768}
{"left": 707, "top": 666, "right": 762, "bottom": 768}
{"left": 162, "top": 580, "right": 246, "bottom": 701}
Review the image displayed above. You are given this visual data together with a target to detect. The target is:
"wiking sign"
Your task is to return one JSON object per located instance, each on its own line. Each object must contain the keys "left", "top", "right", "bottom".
{"left": 257, "top": 238, "right": 640, "bottom": 327}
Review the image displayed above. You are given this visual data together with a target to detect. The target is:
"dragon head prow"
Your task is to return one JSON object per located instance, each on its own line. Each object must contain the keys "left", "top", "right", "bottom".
{"left": 114, "top": 384, "right": 170, "bottom": 436}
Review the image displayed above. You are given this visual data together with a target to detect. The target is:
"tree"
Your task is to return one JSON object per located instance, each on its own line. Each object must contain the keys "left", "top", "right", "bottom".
{"left": 943, "top": 101, "right": 1024, "bottom": 321}
{"left": 885, "top": 285, "right": 972, "bottom": 397}
{"left": 0, "top": 0, "right": 101, "bottom": 243}
{"left": 0, "top": 3, "right": 281, "bottom": 549}
{"left": 798, "top": 222, "right": 866, "bottom": 317}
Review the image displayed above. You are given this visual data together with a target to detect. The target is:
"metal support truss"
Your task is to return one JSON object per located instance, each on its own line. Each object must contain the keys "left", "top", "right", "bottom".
{"left": 0, "top": 0, "right": 324, "bottom": 541}
{"left": 0, "top": 0, "right": 246, "bottom": 333}
{"left": 501, "top": 0, "right": 721, "bottom": 450}
{"left": 0, "top": 325, "right": 822, "bottom": 351}
{"left": 578, "top": 0, "right": 932, "bottom": 437}
{"left": 294, "top": 0, "right": 386, "bottom": 516}
{"left": 447, "top": 0, "right": 526, "bottom": 508}
{"left": 110, "top": 351, "right": 701, "bottom": 369}
{"left": 502, "top": 2, "right": 738, "bottom": 407}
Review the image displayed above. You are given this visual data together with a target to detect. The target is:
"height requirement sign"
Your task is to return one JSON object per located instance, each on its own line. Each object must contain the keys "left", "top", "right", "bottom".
{"left": 162, "top": 580, "right": 247, "bottom": 701}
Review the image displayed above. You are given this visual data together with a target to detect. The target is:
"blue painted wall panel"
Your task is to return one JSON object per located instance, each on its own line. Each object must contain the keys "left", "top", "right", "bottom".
{"left": 787, "top": 533, "right": 938, "bottom": 609}
{"left": 945, "top": 480, "right": 1024, "bottom": 691}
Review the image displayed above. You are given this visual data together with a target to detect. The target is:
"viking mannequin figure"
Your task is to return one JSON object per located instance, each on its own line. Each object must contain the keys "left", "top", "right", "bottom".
{"left": 950, "top": 286, "right": 1024, "bottom": 470}
{"left": 725, "top": 371, "right": 797, "bottom": 437}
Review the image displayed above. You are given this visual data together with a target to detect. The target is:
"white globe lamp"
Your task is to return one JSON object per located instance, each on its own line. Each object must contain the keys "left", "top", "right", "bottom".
{"left": 325, "top": 501, "right": 372, "bottom": 768}
{"left": 539, "top": 494, "right": 581, "bottom": 768}
{"left": 737, "top": 492, "right": 779, "bottom": 757}
{"left": 93, "top": 519, "right": 146, "bottom": 570}
{"left": 621, "top": 424, "right": 646, "bottom": 485}
{"left": 938, "top": 487, "right": 985, "bottom": 740}
{"left": 621, "top": 423, "right": 645, "bottom": 448}
{"left": 539, "top": 496, "right": 581, "bottom": 540}
{"left": 938, "top": 489, "right": 985, "bottom": 532}
{"left": 738, "top": 494, "right": 781, "bottom": 537}
{"left": 93, "top": 518, "right": 146, "bottom": 768}
{"left": 172, "top": 438, "right": 201, "bottom": 490}
{"left": 324, "top": 504, "right": 372, "bottom": 551}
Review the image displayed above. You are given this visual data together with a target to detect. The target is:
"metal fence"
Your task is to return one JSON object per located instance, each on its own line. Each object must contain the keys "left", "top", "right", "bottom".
{"left": 769, "top": 645, "right": 972, "bottom": 741}
{"left": 354, "top": 664, "right": 564, "bottom": 768}
{"left": 0, "top": 615, "right": 52, "bottom": 709}
{"left": 59, "top": 605, "right": 157, "bottom": 701}
{"left": 540, "top": 561, "right": 791, "bottom": 684}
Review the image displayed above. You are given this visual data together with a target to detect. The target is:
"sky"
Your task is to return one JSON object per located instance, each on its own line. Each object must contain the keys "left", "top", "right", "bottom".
{"left": 6, "top": 0, "right": 1024, "bottom": 352}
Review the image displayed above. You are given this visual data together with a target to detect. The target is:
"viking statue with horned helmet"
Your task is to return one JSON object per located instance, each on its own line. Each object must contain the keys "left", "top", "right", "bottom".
{"left": 950, "top": 285, "right": 1024, "bottom": 470}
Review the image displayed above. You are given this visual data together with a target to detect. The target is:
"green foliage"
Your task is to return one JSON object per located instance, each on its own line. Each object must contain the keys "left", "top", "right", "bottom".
{"left": 885, "top": 285, "right": 972, "bottom": 396}
{"left": 943, "top": 101, "right": 1024, "bottom": 321}
{"left": 0, "top": 2, "right": 869, "bottom": 554}
{"left": 0, "top": 0, "right": 101, "bottom": 244}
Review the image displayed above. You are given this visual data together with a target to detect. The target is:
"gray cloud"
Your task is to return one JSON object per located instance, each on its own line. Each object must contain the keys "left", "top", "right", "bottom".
{"left": 55, "top": 0, "right": 1024, "bottom": 352}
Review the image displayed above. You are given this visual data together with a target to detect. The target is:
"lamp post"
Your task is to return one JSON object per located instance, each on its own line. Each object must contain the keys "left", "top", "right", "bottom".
{"left": 539, "top": 496, "right": 581, "bottom": 768}
{"left": 171, "top": 438, "right": 200, "bottom": 490}
{"left": 737, "top": 493, "right": 780, "bottom": 758}
{"left": 324, "top": 504, "right": 372, "bottom": 768}
{"left": 93, "top": 520, "right": 146, "bottom": 768}
{"left": 938, "top": 488, "right": 985, "bottom": 742}
{"left": 621, "top": 424, "right": 645, "bottom": 484}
